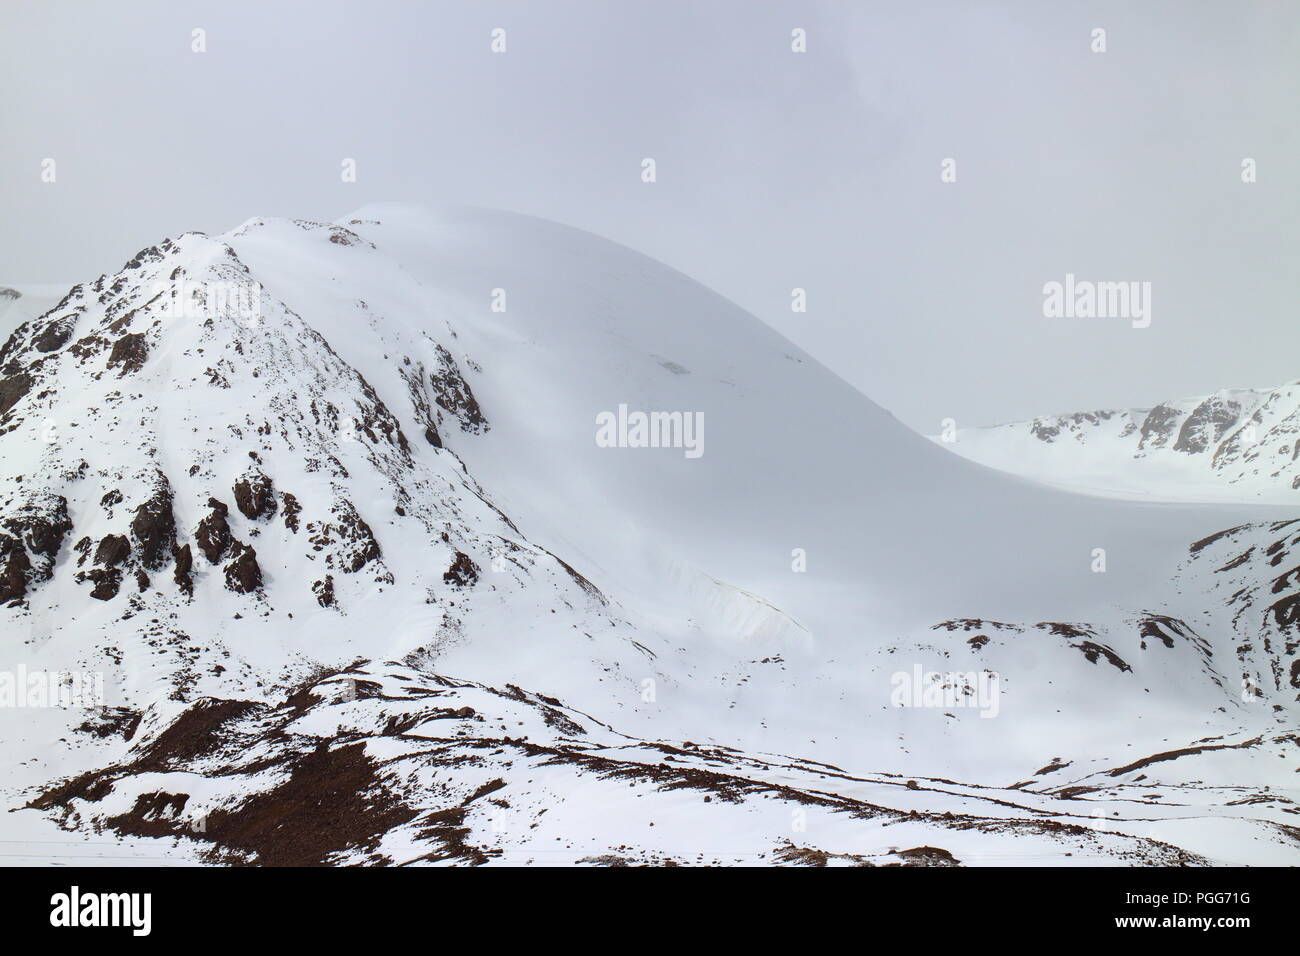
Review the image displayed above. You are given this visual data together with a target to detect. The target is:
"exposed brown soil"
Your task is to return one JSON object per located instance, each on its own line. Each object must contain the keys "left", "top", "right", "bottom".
{"left": 200, "top": 741, "right": 419, "bottom": 866}
{"left": 108, "top": 791, "right": 191, "bottom": 838}
{"left": 892, "top": 845, "right": 960, "bottom": 866}
{"left": 1105, "top": 735, "right": 1264, "bottom": 777}
{"left": 135, "top": 698, "right": 262, "bottom": 770}
{"left": 76, "top": 707, "right": 142, "bottom": 740}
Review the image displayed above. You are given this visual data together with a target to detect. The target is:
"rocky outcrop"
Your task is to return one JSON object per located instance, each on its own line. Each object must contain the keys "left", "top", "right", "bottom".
{"left": 443, "top": 551, "right": 480, "bottom": 588}
{"left": 1137, "top": 403, "right": 1180, "bottom": 451}
{"left": 224, "top": 542, "right": 262, "bottom": 594}
{"left": 233, "top": 471, "right": 277, "bottom": 520}
{"left": 77, "top": 533, "right": 132, "bottom": 601}
{"left": 0, "top": 534, "right": 31, "bottom": 604}
{"left": 399, "top": 358, "right": 442, "bottom": 448}
{"left": 33, "top": 315, "right": 78, "bottom": 354}
{"left": 0, "top": 370, "right": 32, "bottom": 418}
{"left": 430, "top": 345, "right": 488, "bottom": 434}
{"left": 281, "top": 492, "right": 301, "bottom": 533}
{"left": 130, "top": 478, "right": 177, "bottom": 570}
{"left": 1174, "top": 396, "right": 1242, "bottom": 454}
{"left": 195, "top": 499, "right": 233, "bottom": 564}
{"left": 312, "top": 574, "right": 335, "bottom": 608}
{"left": 173, "top": 543, "right": 194, "bottom": 596}
{"left": 307, "top": 501, "right": 382, "bottom": 574}
{"left": 12, "top": 496, "right": 73, "bottom": 568}
{"left": 107, "top": 332, "right": 149, "bottom": 375}
{"left": 93, "top": 534, "right": 131, "bottom": 567}
{"left": 84, "top": 566, "right": 124, "bottom": 601}
{"left": 0, "top": 494, "right": 72, "bottom": 603}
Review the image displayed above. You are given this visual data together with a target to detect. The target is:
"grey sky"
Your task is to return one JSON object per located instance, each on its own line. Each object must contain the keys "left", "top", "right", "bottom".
{"left": 2, "top": 0, "right": 1297, "bottom": 431}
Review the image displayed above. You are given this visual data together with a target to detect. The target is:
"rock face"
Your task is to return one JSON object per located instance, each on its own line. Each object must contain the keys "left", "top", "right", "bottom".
{"left": 9, "top": 496, "right": 73, "bottom": 567}
{"left": 1138, "top": 403, "right": 1181, "bottom": 451}
{"left": 77, "top": 533, "right": 132, "bottom": 601}
{"left": 85, "top": 567, "right": 124, "bottom": 601}
{"left": 1174, "top": 395, "right": 1242, "bottom": 454}
{"left": 32, "top": 315, "right": 77, "bottom": 353}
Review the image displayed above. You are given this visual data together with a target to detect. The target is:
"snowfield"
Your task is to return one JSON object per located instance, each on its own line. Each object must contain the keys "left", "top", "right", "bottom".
{"left": 0, "top": 204, "right": 1295, "bottom": 865}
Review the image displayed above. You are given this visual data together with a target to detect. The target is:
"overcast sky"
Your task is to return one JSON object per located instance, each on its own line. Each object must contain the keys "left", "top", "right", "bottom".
{"left": 2, "top": 0, "right": 1297, "bottom": 431}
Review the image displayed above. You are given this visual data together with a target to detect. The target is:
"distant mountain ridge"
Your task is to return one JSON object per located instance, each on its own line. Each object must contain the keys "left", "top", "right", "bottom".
{"left": 935, "top": 382, "right": 1300, "bottom": 502}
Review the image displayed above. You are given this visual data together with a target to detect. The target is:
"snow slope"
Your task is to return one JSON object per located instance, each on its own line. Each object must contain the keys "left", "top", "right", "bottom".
{"left": 1, "top": 205, "right": 1295, "bottom": 865}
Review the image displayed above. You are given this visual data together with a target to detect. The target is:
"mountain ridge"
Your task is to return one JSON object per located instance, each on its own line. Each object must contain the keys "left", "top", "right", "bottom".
{"left": 934, "top": 381, "right": 1300, "bottom": 502}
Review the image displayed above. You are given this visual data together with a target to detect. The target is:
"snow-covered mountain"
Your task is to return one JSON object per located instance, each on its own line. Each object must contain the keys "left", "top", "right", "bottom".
{"left": 934, "top": 384, "right": 1300, "bottom": 503}
{"left": 2, "top": 205, "right": 1296, "bottom": 865}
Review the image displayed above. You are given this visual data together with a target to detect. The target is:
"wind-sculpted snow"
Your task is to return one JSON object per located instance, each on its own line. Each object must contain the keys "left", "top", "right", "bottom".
{"left": 0, "top": 205, "right": 1295, "bottom": 865}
